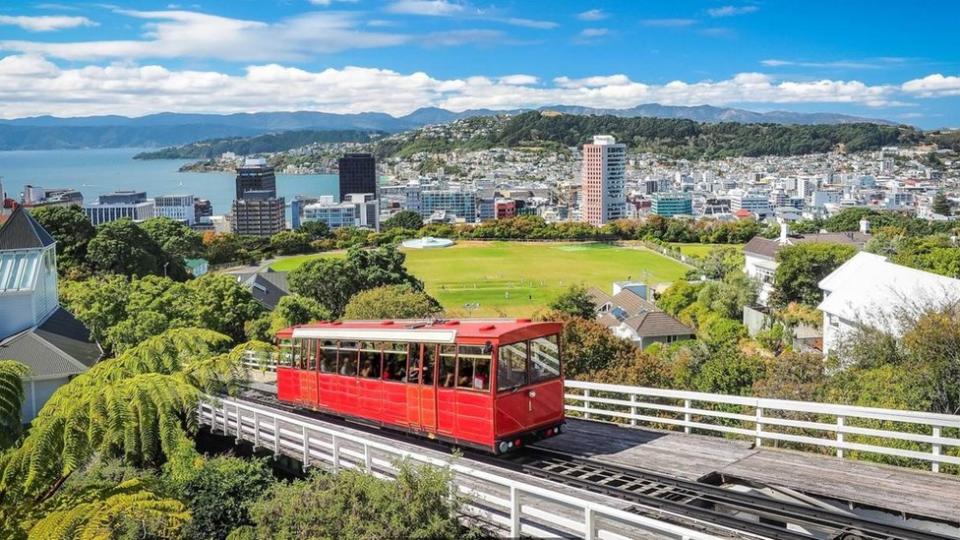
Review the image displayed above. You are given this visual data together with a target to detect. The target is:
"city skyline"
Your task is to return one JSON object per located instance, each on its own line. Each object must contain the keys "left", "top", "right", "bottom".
{"left": 0, "top": 1, "right": 957, "bottom": 127}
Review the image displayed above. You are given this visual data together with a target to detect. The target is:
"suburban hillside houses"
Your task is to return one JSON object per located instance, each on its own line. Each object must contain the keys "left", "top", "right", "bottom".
{"left": 744, "top": 219, "right": 872, "bottom": 305}
{"left": 589, "top": 283, "right": 695, "bottom": 348}
{"left": 818, "top": 251, "right": 960, "bottom": 357}
{"left": 0, "top": 207, "right": 102, "bottom": 421}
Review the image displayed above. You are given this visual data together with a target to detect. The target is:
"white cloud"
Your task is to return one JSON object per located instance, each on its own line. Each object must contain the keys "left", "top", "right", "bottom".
{"left": 707, "top": 5, "right": 759, "bottom": 17}
{"left": 762, "top": 58, "right": 887, "bottom": 69}
{"left": 578, "top": 28, "right": 609, "bottom": 38}
{"left": 386, "top": 0, "right": 465, "bottom": 16}
{"left": 0, "top": 10, "right": 408, "bottom": 61}
{"left": 640, "top": 19, "right": 697, "bottom": 28}
{"left": 309, "top": 0, "right": 359, "bottom": 5}
{"left": 422, "top": 29, "right": 505, "bottom": 46}
{"left": 0, "top": 14, "right": 97, "bottom": 32}
{"left": 902, "top": 74, "right": 960, "bottom": 97}
{"left": 0, "top": 55, "right": 915, "bottom": 118}
{"left": 577, "top": 9, "right": 607, "bottom": 21}
{"left": 498, "top": 17, "right": 557, "bottom": 29}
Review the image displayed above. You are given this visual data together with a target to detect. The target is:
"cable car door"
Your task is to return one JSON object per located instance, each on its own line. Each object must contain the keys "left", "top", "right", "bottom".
{"left": 406, "top": 344, "right": 438, "bottom": 433}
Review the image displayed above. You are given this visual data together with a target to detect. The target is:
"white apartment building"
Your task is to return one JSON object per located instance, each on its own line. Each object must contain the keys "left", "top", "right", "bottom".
{"left": 154, "top": 194, "right": 196, "bottom": 225}
{"left": 581, "top": 135, "right": 626, "bottom": 226}
{"left": 729, "top": 190, "right": 773, "bottom": 218}
{"left": 301, "top": 193, "right": 379, "bottom": 231}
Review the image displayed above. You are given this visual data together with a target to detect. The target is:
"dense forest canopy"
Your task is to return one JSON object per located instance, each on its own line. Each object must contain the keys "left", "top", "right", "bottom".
{"left": 134, "top": 129, "right": 384, "bottom": 159}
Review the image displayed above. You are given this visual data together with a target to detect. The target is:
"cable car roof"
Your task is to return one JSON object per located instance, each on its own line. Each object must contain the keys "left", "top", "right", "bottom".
{"left": 280, "top": 319, "right": 561, "bottom": 343}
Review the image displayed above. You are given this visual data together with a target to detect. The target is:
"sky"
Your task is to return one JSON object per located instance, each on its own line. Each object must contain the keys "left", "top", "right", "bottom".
{"left": 0, "top": 1, "right": 959, "bottom": 127}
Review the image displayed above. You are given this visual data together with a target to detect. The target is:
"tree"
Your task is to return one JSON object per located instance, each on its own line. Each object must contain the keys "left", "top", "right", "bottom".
{"left": 289, "top": 245, "right": 423, "bottom": 316}
{"left": 298, "top": 220, "right": 330, "bottom": 240}
{"left": 770, "top": 243, "right": 857, "bottom": 307}
{"left": 29, "top": 206, "right": 95, "bottom": 276}
{"left": 235, "top": 464, "right": 466, "bottom": 540}
{"left": 86, "top": 219, "right": 187, "bottom": 279}
{"left": 183, "top": 275, "right": 266, "bottom": 343}
{"left": 0, "top": 360, "right": 29, "bottom": 449}
{"left": 932, "top": 191, "right": 952, "bottom": 216}
{"left": 178, "top": 457, "right": 275, "bottom": 540}
{"left": 382, "top": 210, "right": 424, "bottom": 231}
{"left": 269, "top": 294, "right": 331, "bottom": 334}
{"left": 269, "top": 231, "right": 312, "bottom": 255}
{"left": 140, "top": 217, "right": 203, "bottom": 259}
{"left": 343, "top": 284, "right": 442, "bottom": 320}
{"left": 656, "top": 281, "right": 702, "bottom": 316}
{"left": 753, "top": 351, "right": 827, "bottom": 401}
{"left": 693, "top": 349, "right": 765, "bottom": 395}
{"left": 552, "top": 313, "right": 638, "bottom": 377}
{"left": 548, "top": 284, "right": 597, "bottom": 319}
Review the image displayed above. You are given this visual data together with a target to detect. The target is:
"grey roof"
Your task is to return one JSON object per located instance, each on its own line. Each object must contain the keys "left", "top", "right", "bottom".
{"left": 0, "top": 308, "right": 101, "bottom": 378}
{"left": 624, "top": 312, "right": 695, "bottom": 338}
{"left": 744, "top": 232, "right": 871, "bottom": 259}
{"left": 243, "top": 270, "right": 289, "bottom": 310}
{"left": 0, "top": 207, "right": 55, "bottom": 251}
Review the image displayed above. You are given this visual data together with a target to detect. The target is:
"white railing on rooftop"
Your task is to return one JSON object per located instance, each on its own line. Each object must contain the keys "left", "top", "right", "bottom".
{"left": 240, "top": 351, "right": 960, "bottom": 474}
{"left": 198, "top": 396, "right": 729, "bottom": 540}
{"left": 565, "top": 380, "right": 960, "bottom": 473}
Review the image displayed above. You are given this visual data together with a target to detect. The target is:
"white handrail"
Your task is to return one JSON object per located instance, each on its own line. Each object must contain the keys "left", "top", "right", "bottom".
{"left": 565, "top": 380, "right": 960, "bottom": 473}
{"left": 240, "top": 351, "right": 960, "bottom": 473}
{"left": 197, "top": 396, "right": 730, "bottom": 540}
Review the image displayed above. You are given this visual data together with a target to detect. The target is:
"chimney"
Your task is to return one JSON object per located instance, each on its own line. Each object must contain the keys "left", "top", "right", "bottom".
{"left": 859, "top": 218, "right": 870, "bottom": 234}
{"left": 778, "top": 218, "right": 789, "bottom": 245}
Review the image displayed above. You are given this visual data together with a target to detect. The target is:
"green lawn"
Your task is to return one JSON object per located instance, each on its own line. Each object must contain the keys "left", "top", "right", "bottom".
{"left": 271, "top": 241, "right": 690, "bottom": 317}
{"left": 668, "top": 243, "right": 743, "bottom": 258}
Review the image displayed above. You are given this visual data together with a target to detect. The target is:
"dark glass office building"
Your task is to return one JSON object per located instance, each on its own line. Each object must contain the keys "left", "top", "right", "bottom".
{"left": 235, "top": 158, "right": 277, "bottom": 199}
{"left": 337, "top": 153, "right": 376, "bottom": 201}
{"left": 233, "top": 158, "right": 284, "bottom": 237}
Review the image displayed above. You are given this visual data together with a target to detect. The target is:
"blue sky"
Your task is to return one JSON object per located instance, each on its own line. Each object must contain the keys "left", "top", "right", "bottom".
{"left": 0, "top": 1, "right": 959, "bottom": 127}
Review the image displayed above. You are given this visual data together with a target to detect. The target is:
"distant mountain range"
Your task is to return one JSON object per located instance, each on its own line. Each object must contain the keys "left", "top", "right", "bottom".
{"left": 0, "top": 104, "right": 898, "bottom": 151}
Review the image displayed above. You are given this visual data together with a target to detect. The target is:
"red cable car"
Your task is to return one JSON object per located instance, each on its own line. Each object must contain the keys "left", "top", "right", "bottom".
{"left": 275, "top": 319, "right": 565, "bottom": 453}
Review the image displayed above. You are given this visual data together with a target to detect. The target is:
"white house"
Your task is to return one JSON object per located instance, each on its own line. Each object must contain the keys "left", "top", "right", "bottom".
{"left": 817, "top": 252, "right": 960, "bottom": 357}
{"left": 0, "top": 208, "right": 101, "bottom": 421}
{"left": 589, "top": 286, "right": 694, "bottom": 349}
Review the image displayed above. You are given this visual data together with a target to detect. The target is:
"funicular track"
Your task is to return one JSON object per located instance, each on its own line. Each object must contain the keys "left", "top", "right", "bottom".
{"left": 237, "top": 389, "right": 943, "bottom": 540}
{"left": 503, "top": 448, "right": 943, "bottom": 540}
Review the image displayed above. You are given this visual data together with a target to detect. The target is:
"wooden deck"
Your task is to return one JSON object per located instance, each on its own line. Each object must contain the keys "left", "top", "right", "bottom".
{"left": 534, "top": 418, "right": 960, "bottom": 524}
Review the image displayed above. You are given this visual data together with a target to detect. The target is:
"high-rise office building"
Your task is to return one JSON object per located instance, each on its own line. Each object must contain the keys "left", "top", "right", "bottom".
{"left": 580, "top": 135, "right": 626, "bottom": 226}
{"left": 338, "top": 153, "right": 376, "bottom": 201}
{"left": 155, "top": 194, "right": 196, "bottom": 224}
{"left": 651, "top": 192, "right": 693, "bottom": 217}
{"left": 235, "top": 157, "right": 276, "bottom": 199}
{"left": 231, "top": 158, "right": 284, "bottom": 237}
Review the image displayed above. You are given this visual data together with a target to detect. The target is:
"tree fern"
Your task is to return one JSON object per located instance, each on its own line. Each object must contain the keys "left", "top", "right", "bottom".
{"left": 26, "top": 478, "right": 189, "bottom": 540}
{"left": 0, "top": 360, "right": 29, "bottom": 449}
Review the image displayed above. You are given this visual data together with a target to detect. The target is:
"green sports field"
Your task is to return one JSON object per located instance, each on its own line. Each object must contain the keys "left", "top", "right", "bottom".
{"left": 668, "top": 243, "right": 743, "bottom": 258}
{"left": 271, "top": 241, "right": 691, "bottom": 317}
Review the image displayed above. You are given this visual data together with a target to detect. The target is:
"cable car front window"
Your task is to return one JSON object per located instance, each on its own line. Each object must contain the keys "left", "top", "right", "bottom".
{"left": 529, "top": 334, "right": 561, "bottom": 383}
{"left": 497, "top": 342, "right": 528, "bottom": 392}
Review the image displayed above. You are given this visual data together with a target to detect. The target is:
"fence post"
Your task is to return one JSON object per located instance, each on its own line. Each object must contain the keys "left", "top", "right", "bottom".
{"left": 364, "top": 444, "right": 373, "bottom": 472}
{"left": 836, "top": 416, "right": 845, "bottom": 459}
{"left": 755, "top": 407, "right": 764, "bottom": 447}
{"left": 301, "top": 425, "right": 310, "bottom": 471}
{"left": 509, "top": 486, "right": 521, "bottom": 538}
{"left": 683, "top": 399, "right": 692, "bottom": 434}
{"left": 253, "top": 411, "right": 260, "bottom": 448}
{"left": 273, "top": 417, "right": 280, "bottom": 456}
{"left": 629, "top": 394, "right": 637, "bottom": 426}
{"left": 584, "top": 507, "right": 596, "bottom": 540}
{"left": 583, "top": 389, "right": 592, "bottom": 420}
{"left": 235, "top": 403, "right": 242, "bottom": 444}
{"left": 932, "top": 426, "right": 942, "bottom": 473}
{"left": 332, "top": 434, "right": 340, "bottom": 472}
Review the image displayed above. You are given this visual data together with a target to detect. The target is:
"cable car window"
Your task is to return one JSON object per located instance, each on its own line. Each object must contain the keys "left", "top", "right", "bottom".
{"left": 529, "top": 334, "right": 561, "bottom": 384}
{"left": 293, "top": 339, "right": 304, "bottom": 369}
{"left": 382, "top": 342, "right": 407, "bottom": 382}
{"left": 359, "top": 342, "right": 381, "bottom": 379}
{"left": 305, "top": 340, "right": 317, "bottom": 371}
{"left": 439, "top": 345, "right": 457, "bottom": 387}
{"left": 319, "top": 341, "right": 337, "bottom": 373}
{"left": 338, "top": 341, "right": 359, "bottom": 376}
{"left": 420, "top": 344, "right": 436, "bottom": 386}
{"left": 497, "top": 342, "right": 529, "bottom": 392}
{"left": 456, "top": 345, "right": 491, "bottom": 391}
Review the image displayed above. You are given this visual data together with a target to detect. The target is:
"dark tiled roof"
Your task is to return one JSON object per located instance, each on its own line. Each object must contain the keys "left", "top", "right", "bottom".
{"left": 743, "top": 232, "right": 871, "bottom": 259}
{"left": 0, "top": 207, "right": 55, "bottom": 251}
{"left": 624, "top": 312, "right": 695, "bottom": 338}
{"left": 244, "top": 271, "right": 290, "bottom": 310}
{"left": 587, "top": 287, "right": 612, "bottom": 307}
{"left": 0, "top": 308, "right": 101, "bottom": 378}
{"left": 610, "top": 289, "right": 659, "bottom": 317}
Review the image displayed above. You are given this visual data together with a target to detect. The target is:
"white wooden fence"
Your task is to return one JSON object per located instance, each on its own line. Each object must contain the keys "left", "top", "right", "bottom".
{"left": 239, "top": 351, "right": 960, "bottom": 473}
{"left": 198, "top": 396, "right": 730, "bottom": 540}
{"left": 565, "top": 380, "right": 960, "bottom": 473}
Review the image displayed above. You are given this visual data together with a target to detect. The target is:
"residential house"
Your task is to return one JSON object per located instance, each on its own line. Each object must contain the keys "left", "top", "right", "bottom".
{"left": 0, "top": 207, "right": 102, "bottom": 421}
{"left": 817, "top": 252, "right": 960, "bottom": 357}
{"left": 589, "top": 286, "right": 695, "bottom": 349}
